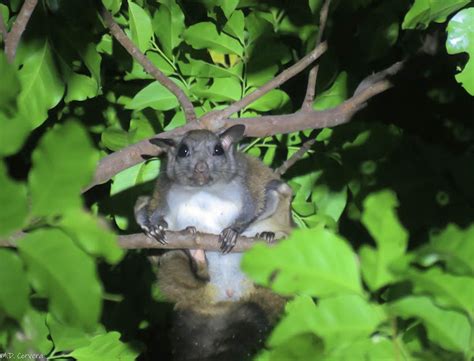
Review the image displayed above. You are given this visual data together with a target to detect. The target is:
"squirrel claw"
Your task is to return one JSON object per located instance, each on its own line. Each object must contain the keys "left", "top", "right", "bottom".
{"left": 256, "top": 231, "right": 276, "bottom": 244}
{"left": 145, "top": 220, "right": 168, "bottom": 244}
{"left": 219, "top": 227, "right": 238, "bottom": 254}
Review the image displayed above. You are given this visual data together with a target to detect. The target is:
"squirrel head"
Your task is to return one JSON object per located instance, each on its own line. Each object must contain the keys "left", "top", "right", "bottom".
{"left": 151, "top": 125, "right": 245, "bottom": 187}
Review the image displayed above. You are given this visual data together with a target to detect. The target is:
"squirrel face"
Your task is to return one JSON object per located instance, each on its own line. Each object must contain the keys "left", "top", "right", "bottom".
{"left": 153, "top": 125, "right": 245, "bottom": 187}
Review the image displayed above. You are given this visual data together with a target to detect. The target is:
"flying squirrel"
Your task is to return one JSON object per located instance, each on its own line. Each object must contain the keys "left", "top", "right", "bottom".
{"left": 135, "top": 124, "right": 293, "bottom": 361}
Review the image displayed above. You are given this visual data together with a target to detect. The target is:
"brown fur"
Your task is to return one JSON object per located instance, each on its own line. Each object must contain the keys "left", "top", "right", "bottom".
{"left": 240, "top": 153, "right": 280, "bottom": 217}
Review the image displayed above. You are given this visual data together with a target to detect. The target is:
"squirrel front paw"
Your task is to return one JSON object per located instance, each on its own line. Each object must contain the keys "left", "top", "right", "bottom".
{"left": 142, "top": 219, "right": 168, "bottom": 244}
{"left": 219, "top": 227, "right": 239, "bottom": 254}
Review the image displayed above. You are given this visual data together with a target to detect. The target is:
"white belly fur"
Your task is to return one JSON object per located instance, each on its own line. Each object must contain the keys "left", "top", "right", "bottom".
{"left": 165, "top": 181, "right": 242, "bottom": 233}
{"left": 165, "top": 181, "right": 252, "bottom": 302}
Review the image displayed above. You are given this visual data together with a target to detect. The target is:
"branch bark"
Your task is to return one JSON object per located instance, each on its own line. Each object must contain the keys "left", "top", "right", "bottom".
{"left": 118, "top": 232, "right": 261, "bottom": 252}
{"left": 302, "top": 0, "right": 332, "bottom": 110}
{"left": 1, "top": 230, "right": 264, "bottom": 253}
{"left": 85, "top": 60, "right": 402, "bottom": 190}
{"left": 4, "top": 0, "right": 38, "bottom": 63}
{"left": 100, "top": 7, "right": 197, "bottom": 123}
{"left": 201, "top": 42, "right": 327, "bottom": 124}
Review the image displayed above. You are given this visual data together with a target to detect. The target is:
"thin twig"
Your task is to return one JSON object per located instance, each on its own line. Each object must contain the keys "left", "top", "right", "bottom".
{"left": 200, "top": 42, "right": 328, "bottom": 125}
{"left": 302, "top": 0, "right": 332, "bottom": 110}
{"left": 4, "top": 0, "right": 38, "bottom": 63}
{"left": 275, "top": 134, "right": 317, "bottom": 176}
{"left": 84, "top": 60, "right": 402, "bottom": 191}
{"left": 100, "top": 7, "right": 197, "bottom": 123}
{"left": 278, "top": 0, "right": 332, "bottom": 175}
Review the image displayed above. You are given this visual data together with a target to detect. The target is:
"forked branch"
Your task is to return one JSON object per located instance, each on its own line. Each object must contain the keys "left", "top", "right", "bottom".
{"left": 100, "top": 6, "right": 197, "bottom": 123}
{"left": 85, "top": 60, "right": 403, "bottom": 191}
{"left": 302, "top": 0, "right": 332, "bottom": 110}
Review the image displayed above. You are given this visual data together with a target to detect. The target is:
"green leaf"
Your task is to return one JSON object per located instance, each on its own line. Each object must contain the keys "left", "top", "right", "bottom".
{"left": 260, "top": 334, "right": 323, "bottom": 361}
{"left": 29, "top": 121, "right": 98, "bottom": 217}
{"left": 0, "top": 250, "right": 29, "bottom": 320}
{"left": 47, "top": 314, "right": 105, "bottom": 352}
{"left": 246, "top": 89, "right": 290, "bottom": 112}
{"left": 126, "top": 81, "right": 179, "bottom": 111}
{"left": 102, "top": 0, "right": 122, "bottom": 14}
{"left": 220, "top": 0, "right": 239, "bottom": 18}
{"left": 310, "top": 295, "right": 384, "bottom": 351}
{"left": 12, "top": 307, "right": 53, "bottom": 355}
{"left": 111, "top": 160, "right": 160, "bottom": 196}
{"left": 446, "top": 8, "right": 474, "bottom": 95}
{"left": 242, "top": 228, "right": 363, "bottom": 296}
{"left": 191, "top": 78, "right": 241, "bottom": 101}
{"left": 426, "top": 223, "right": 474, "bottom": 275}
{"left": 0, "top": 53, "right": 31, "bottom": 157}
{"left": 183, "top": 22, "right": 243, "bottom": 56}
{"left": 268, "top": 296, "right": 319, "bottom": 347}
{"left": 153, "top": 0, "right": 185, "bottom": 58}
{"left": 223, "top": 10, "right": 245, "bottom": 43}
{"left": 64, "top": 73, "right": 98, "bottom": 103}
{"left": 308, "top": 0, "right": 323, "bottom": 14}
{"left": 270, "top": 295, "right": 385, "bottom": 354}
{"left": 0, "top": 53, "right": 21, "bottom": 112}
{"left": 0, "top": 161, "right": 27, "bottom": 237}
{"left": 389, "top": 296, "right": 470, "bottom": 354}
{"left": 18, "top": 229, "right": 102, "bottom": 330}
{"left": 0, "top": 111, "right": 31, "bottom": 157}
{"left": 101, "top": 126, "right": 132, "bottom": 151}
{"left": 360, "top": 190, "right": 408, "bottom": 290}
{"left": 322, "top": 338, "right": 395, "bottom": 361}
{"left": 128, "top": 1, "right": 153, "bottom": 52}
{"left": 404, "top": 267, "right": 474, "bottom": 318}
{"left": 59, "top": 209, "right": 123, "bottom": 264}
{"left": 313, "top": 72, "right": 349, "bottom": 110}
{"left": 69, "top": 331, "right": 140, "bottom": 361}
{"left": 402, "top": 0, "right": 470, "bottom": 29}
{"left": 178, "top": 56, "right": 239, "bottom": 78}
{"left": 16, "top": 39, "right": 64, "bottom": 128}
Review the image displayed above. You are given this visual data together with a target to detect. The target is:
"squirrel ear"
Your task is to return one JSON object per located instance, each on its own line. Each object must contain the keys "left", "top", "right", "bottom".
{"left": 219, "top": 124, "right": 245, "bottom": 150}
{"left": 150, "top": 138, "right": 176, "bottom": 150}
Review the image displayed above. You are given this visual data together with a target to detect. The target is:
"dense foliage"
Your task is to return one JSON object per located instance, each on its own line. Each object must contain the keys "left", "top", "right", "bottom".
{"left": 1, "top": 0, "right": 474, "bottom": 360}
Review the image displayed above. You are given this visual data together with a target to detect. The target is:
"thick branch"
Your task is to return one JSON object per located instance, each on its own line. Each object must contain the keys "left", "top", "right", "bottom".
{"left": 201, "top": 42, "right": 328, "bottom": 123}
{"left": 1, "top": 231, "right": 262, "bottom": 252}
{"left": 85, "top": 61, "right": 403, "bottom": 191}
{"left": 4, "top": 0, "right": 38, "bottom": 63}
{"left": 100, "top": 7, "right": 197, "bottom": 123}
{"left": 302, "top": 0, "right": 332, "bottom": 110}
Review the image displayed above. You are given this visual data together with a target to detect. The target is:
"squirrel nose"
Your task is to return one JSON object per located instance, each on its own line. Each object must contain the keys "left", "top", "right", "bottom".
{"left": 194, "top": 161, "right": 208, "bottom": 173}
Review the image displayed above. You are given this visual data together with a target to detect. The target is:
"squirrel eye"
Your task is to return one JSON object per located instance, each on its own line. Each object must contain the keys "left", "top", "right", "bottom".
{"left": 177, "top": 144, "right": 190, "bottom": 158}
{"left": 213, "top": 144, "right": 224, "bottom": 156}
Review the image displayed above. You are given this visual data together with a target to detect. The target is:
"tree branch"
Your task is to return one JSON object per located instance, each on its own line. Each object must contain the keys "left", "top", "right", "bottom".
{"left": 1, "top": 230, "right": 264, "bottom": 253}
{"left": 100, "top": 6, "right": 197, "bottom": 123}
{"left": 118, "top": 232, "right": 261, "bottom": 252}
{"left": 4, "top": 0, "right": 38, "bottom": 63}
{"left": 302, "top": 0, "right": 332, "bottom": 110}
{"left": 84, "top": 60, "right": 403, "bottom": 191}
{"left": 275, "top": 132, "right": 317, "bottom": 176}
{"left": 200, "top": 42, "right": 328, "bottom": 124}
{"left": 277, "top": 0, "right": 332, "bottom": 176}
